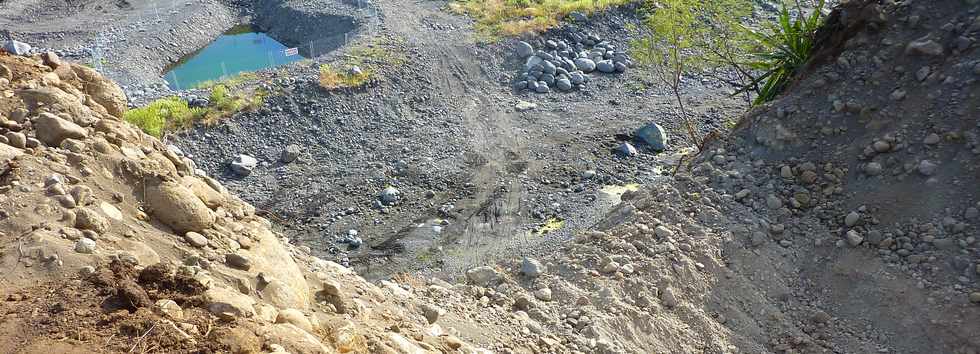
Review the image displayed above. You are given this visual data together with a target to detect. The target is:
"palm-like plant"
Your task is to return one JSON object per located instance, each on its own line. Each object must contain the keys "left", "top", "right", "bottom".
{"left": 740, "top": 0, "right": 826, "bottom": 105}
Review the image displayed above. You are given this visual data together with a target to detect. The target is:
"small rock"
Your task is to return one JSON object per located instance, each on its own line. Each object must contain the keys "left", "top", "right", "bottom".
{"left": 74, "top": 238, "right": 96, "bottom": 254}
{"left": 281, "top": 144, "right": 301, "bottom": 163}
{"left": 229, "top": 154, "right": 258, "bottom": 176}
{"left": 923, "top": 133, "right": 941, "bottom": 145}
{"left": 466, "top": 266, "right": 501, "bottom": 286}
{"left": 33, "top": 113, "right": 87, "bottom": 146}
{"left": 660, "top": 287, "right": 678, "bottom": 308}
{"left": 617, "top": 142, "right": 638, "bottom": 157}
{"left": 846, "top": 230, "right": 863, "bottom": 247}
{"left": 864, "top": 162, "right": 883, "bottom": 176}
{"left": 906, "top": 38, "right": 944, "bottom": 56}
{"left": 969, "top": 292, "right": 980, "bottom": 304}
{"left": 917, "top": 160, "right": 938, "bottom": 176}
{"left": 276, "top": 308, "right": 315, "bottom": 333}
{"left": 225, "top": 253, "right": 251, "bottom": 270}
{"left": 780, "top": 165, "right": 794, "bottom": 179}
{"left": 568, "top": 11, "right": 588, "bottom": 22}
{"left": 184, "top": 232, "right": 209, "bottom": 248}
{"left": 766, "top": 195, "right": 783, "bottom": 209}
{"left": 574, "top": 58, "right": 596, "bottom": 73}
{"left": 521, "top": 257, "right": 544, "bottom": 278}
{"left": 845, "top": 211, "right": 860, "bottom": 227}
{"left": 515, "top": 100, "right": 537, "bottom": 112}
{"left": 422, "top": 303, "right": 445, "bottom": 324}
{"left": 596, "top": 60, "right": 616, "bottom": 73}
{"left": 379, "top": 186, "right": 400, "bottom": 205}
{"left": 155, "top": 299, "right": 184, "bottom": 320}
{"left": 75, "top": 208, "right": 110, "bottom": 234}
{"left": 4, "top": 132, "right": 26, "bottom": 148}
{"left": 872, "top": 140, "right": 891, "bottom": 153}
{"left": 654, "top": 225, "right": 674, "bottom": 238}
{"left": 533, "top": 288, "right": 553, "bottom": 301}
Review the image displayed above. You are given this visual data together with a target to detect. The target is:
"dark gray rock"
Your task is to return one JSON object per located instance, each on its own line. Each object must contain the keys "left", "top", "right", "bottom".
{"left": 574, "top": 58, "right": 596, "bottom": 73}
{"left": 636, "top": 123, "right": 668, "bottom": 151}
{"left": 597, "top": 60, "right": 616, "bottom": 73}
{"left": 225, "top": 253, "right": 252, "bottom": 270}
{"left": 516, "top": 41, "right": 534, "bottom": 57}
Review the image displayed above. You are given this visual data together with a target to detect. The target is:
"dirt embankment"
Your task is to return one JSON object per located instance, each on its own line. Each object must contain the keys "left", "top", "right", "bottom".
{"left": 0, "top": 52, "right": 500, "bottom": 353}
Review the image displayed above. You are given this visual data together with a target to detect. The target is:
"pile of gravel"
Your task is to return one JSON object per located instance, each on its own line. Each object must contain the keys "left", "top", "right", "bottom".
{"left": 512, "top": 29, "right": 632, "bottom": 93}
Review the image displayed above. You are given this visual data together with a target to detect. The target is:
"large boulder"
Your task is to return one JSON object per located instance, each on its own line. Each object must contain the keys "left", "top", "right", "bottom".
{"left": 71, "top": 64, "right": 128, "bottom": 118}
{"left": 636, "top": 123, "right": 669, "bottom": 151}
{"left": 33, "top": 113, "right": 87, "bottom": 146}
{"left": 145, "top": 179, "right": 215, "bottom": 233}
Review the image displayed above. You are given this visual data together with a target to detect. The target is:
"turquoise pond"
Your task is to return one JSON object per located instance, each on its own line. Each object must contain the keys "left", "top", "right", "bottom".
{"left": 164, "top": 26, "right": 305, "bottom": 90}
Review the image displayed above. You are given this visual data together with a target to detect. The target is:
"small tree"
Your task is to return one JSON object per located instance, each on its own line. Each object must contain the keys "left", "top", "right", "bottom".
{"left": 632, "top": 0, "right": 754, "bottom": 148}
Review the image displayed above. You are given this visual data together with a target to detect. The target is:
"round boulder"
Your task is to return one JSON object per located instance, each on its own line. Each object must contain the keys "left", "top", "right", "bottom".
{"left": 516, "top": 41, "right": 534, "bottom": 57}
{"left": 146, "top": 180, "right": 215, "bottom": 233}
{"left": 574, "top": 58, "right": 596, "bottom": 73}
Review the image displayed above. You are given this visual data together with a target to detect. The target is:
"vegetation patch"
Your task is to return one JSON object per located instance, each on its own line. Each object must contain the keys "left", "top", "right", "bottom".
{"left": 124, "top": 84, "right": 264, "bottom": 137}
{"left": 448, "top": 0, "right": 632, "bottom": 39}
{"left": 739, "top": 0, "right": 826, "bottom": 104}
{"left": 533, "top": 217, "right": 566, "bottom": 236}
{"left": 318, "top": 64, "right": 373, "bottom": 90}
{"left": 123, "top": 97, "right": 204, "bottom": 138}
{"left": 317, "top": 37, "right": 407, "bottom": 91}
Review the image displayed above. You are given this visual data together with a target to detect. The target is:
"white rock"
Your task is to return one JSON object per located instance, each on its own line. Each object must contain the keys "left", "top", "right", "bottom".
{"left": 74, "top": 238, "right": 96, "bottom": 254}
{"left": 533, "top": 288, "right": 553, "bottom": 301}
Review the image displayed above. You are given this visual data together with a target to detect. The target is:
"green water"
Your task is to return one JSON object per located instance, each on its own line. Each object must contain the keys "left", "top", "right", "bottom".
{"left": 164, "top": 25, "right": 304, "bottom": 90}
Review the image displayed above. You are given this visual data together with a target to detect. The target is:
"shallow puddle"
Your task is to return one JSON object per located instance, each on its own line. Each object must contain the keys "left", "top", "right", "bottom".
{"left": 163, "top": 25, "right": 305, "bottom": 90}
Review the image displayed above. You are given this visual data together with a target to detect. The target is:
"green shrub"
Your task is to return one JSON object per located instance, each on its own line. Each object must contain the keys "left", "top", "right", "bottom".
{"left": 124, "top": 85, "right": 262, "bottom": 137}
{"left": 123, "top": 97, "right": 205, "bottom": 137}
{"left": 741, "top": 0, "right": 825, "bottom": 105}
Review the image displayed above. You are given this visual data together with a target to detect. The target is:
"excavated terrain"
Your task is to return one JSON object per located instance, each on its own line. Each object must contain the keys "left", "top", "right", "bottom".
{"left": 0, "top": 0, "right": 978, "bottom": 353}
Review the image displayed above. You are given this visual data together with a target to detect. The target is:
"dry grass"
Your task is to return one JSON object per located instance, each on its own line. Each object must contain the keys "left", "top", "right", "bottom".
{"left": 448, "top": 0, "right": 632, "bottom": 39}
{"left": 317, "top": 37, "right": 406, "bottom": 91}
{"left": 318, "top": 65, "right": 373, "bottom": 90}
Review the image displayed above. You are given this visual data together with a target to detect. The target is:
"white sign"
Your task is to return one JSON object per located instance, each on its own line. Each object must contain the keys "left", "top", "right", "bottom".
{"left": 284, "top": 47, "right": 299, "bottom": 56}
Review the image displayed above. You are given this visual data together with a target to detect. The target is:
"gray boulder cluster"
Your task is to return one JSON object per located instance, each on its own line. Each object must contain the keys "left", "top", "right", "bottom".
{"left": 513, "top": 32, "right": 632, "bottom": 94}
